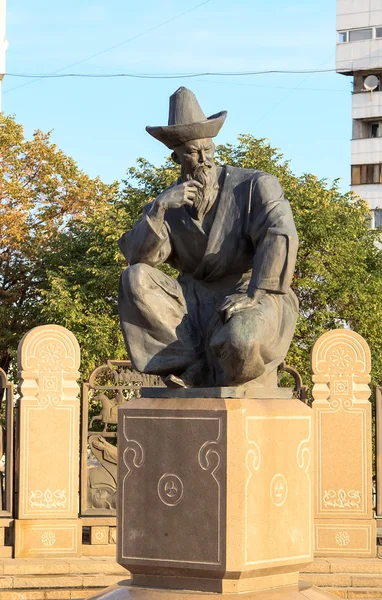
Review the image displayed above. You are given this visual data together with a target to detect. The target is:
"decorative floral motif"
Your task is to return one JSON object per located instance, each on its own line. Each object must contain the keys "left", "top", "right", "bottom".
{"left": 39, "top": 343, "right": 64, "bottom": 367}
{"left": 29, "top": 489, "right": 67, "bottom": 509}
{"left": 323, "top": 489, "right": 361, "bottom": 509}
{"left": 41, "top": 531, "right": 56, "bottom": 547}
{"left": 330, "top": 347, "right": 352, "bottom": 370}
{"left": 335, "top": 531, "right": 350, "bottom": 546}
{"left": 91, "top": 526, "right": 109, "bottom": 545}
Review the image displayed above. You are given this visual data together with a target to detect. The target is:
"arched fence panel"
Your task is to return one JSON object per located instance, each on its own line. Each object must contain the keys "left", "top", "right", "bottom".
{"left": 80, "top": 360, "right": 163, "bottom": 554}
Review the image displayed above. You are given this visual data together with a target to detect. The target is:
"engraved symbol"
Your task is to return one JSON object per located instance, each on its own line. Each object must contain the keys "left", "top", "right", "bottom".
{"left": 270, "top": 474, "right": 288, "bottom": 507}
{"left": 158, "top": 474, "right": 184, "bottom": 506}
{"left": 335, "top": 531, "right": 350, "bottom": 546}
{"left": 41, "top": 531, "right": 56, "bottom": 547}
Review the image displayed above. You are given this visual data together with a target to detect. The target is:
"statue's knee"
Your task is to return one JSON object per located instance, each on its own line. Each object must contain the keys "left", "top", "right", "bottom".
{"left": 121, "top": 263, "right": 152, "bottom": 296}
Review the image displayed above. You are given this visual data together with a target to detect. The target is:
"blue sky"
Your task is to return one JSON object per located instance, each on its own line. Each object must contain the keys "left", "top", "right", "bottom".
{"left": 3, "top": 0, "right": 352, "bottom": 189}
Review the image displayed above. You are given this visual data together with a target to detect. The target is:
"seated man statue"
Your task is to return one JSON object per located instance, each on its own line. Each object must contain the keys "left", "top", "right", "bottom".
{"left": 118, "top": 87, "right": 299, "bottom": 389}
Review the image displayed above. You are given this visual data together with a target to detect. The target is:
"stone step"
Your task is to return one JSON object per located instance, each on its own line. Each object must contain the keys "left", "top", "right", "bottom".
{"left": 301, "top": 558, "right": 382, "bottom": 575}
{"left": 0, "top": 558, "right": 126, "bottom": 576}
{"left": 321, "top": 589, "right": 382, "bottom": 599}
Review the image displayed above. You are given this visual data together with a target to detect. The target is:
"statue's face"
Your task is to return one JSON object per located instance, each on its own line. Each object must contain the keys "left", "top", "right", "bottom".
{"left": 175, "top": 138, "right": 216, "bottom": 178}
{"left": 174, "top": 138, "right": 218, "bottom": 220}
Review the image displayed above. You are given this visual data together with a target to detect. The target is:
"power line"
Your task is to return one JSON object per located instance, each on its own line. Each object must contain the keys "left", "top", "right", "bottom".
{"left": 5, "top": 68, "right": 338, "bottom": 80}
{"left": 4, "top": 0, "right": 214, "bottom": 94}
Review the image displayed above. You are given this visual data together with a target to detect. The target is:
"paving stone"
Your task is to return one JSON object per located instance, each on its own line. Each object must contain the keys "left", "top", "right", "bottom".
{"left": 352, "top": 575, "right": 382, "bottom": 587}
{"left": 3, "top": 560, "right": 71, "bottom": 575}
{"left": 81, "top": 574, "right": 125, "bottom": 588}
{"left": 322, "top": 588, "right": 348, "bottom": 598}
{"left": 0, "top": 592, "right": 71, "bottom": 600}
{"left": 329, "top": 559, "right": 382, "bottom": 575}
{"left": 0, "top": 578, "right": 12, "bottom": 589}
{"left": 69, "top": 561, "right": 125, "bottom": 575}
{"left": 348, "top": 589, "right": 382, "bottom": 599}
{"left": 300, "top": 573, "right": 352, "bottom": 587}
{"left": 12, "top": 575, "right": 83, "bottom": 590}
{"left": 300, "top": 559, "right": 331, "bottom": 574}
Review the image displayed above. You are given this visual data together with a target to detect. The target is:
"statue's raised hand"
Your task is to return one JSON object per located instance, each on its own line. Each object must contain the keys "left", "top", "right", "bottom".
{"left": 156, "top": 180, "right": 203, "bottom": 210}
{"left": 219, "top": 290, "right": 266, "bottom": 323}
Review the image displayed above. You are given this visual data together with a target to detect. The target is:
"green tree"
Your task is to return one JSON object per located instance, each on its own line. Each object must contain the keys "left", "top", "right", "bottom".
{"left": 0, "top": 114, "right": 116, "bottom": 376}
{"left": 3, "top": 118, "right": 382, "bottom": 390}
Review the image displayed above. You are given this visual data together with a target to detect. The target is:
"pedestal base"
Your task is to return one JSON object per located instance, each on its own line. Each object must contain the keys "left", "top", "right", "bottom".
{"left": 314, "top": 518, "right": 376, "bottom": 557}
{"left": 86, "top": 580, "right": 338, "bottom": 600}
{"left": 14, "top": 518, "right": 81, "bottom": 558}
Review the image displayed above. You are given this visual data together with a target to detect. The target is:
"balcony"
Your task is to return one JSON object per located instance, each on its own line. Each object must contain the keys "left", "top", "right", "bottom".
{"left": 336, "top": 39, "right": 382, "bottom": 73}
{"left": 352, "top": 91, "right": 382, "bottom": 119}
{"left": 352, "top": 137, "right": 382, "bottom": 164}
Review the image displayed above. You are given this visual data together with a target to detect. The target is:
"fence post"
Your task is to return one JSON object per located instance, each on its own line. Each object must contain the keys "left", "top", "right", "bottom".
{"left": 14, "top": 325, "right": 81, "bottom": 558}
{"left": 311, "top": 329, "right": 376, "bottom": 557}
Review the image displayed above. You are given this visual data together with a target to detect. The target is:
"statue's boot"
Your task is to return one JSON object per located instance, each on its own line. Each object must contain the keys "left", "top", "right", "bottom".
{"left": 164, "top": 356, "right": 209, "bottom": 388}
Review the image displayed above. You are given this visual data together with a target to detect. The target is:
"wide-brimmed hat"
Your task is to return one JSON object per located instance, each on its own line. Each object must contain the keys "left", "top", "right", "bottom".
{"left": 146, "top": 87, "right": 227, "bottom": 149}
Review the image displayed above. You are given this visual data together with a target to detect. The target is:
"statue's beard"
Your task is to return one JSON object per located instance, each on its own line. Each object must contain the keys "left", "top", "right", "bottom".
{"left": 182, "top": 163, "right": 219, "bottom": 221}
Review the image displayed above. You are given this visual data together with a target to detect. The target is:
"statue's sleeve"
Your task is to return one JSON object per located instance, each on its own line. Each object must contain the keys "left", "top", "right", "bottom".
{"left": 118, "top": 203, "right": 172, "bottom": 266}
{"left": 248, "top": 174, "right": 298, "bottom": 295}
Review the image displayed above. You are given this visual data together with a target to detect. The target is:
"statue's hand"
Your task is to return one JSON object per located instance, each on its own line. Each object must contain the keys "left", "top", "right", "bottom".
{"left": 156, "top": 180, "right": 203, "bottom": 210}
{"left": 219, "top": 290, "right": 266, "bottom": 323}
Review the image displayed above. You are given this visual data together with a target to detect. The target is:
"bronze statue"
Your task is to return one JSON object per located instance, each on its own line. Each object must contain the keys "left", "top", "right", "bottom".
{"left": 118, "top": 87, "right": 299, "bottom": 388}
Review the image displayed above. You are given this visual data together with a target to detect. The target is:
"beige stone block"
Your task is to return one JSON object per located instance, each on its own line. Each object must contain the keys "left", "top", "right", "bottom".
{"left": 322, "top": 589, "right": 348, "bottom": 599}
{"left": 118, "top": 397, "right": 313, "bottom": 593}
{"left": 300, "top": 559, "right": 331, "bottom": 573}
{"left": 109, "top": 527, "right": 116, "bottom": 545}
{"left": 0, "top": 549, "right": 12, "bottom": 559}
{"left": 352, "top": 574, "right": 382, "bottom": 587}
{"left": 82, "top": 544, "right": 116, "bottom": 557}
{"left": 46, "top": 593, "right": 72, "bottom": 600}
{"left": 16, "top": 325, "right": 80, "bottom": 520}
{"left": 79, "top": 592, "right": 103, "bottom": 600}
{"left": 315, "top": 519, "right": 376, "bottom": 557}
{"left": 14, "top": 519, "right": 81, "bottom": 558}
{"left": 347, "top": 590, "right": 382, "bottom": 598}
{"left": 2, "top": 558, "right": 71, "bottom": 575}
{"left": 312, "top": 331, "right": 373, "bottom": 525}
{"left": 328, "top": 558, "right": 382, "bottom": 574}
{"left": 0, "top": 578, "right": 13, "bottom": 590}
{"left": 12, "top": 574, "right": 83, "bottom": 589}
{"left": 300, "top": 573, "right": 352, "bottom": 587}
{"left": 69, "top": 560, "right": 125, "bottom": 575}
{"left": 0, "top": 529, "right": 5, "bottom": 547}
{"left": 80, "top": 518, "right": 116, "bottom": 527}
{"left": 91, "top": 526, "right": 109, "bottom": 545}
{"left": 0, "top": 593, "right": 72, "bottom": 600}
{"left": 82, "top": 574, "right": 126, "bottom": 588}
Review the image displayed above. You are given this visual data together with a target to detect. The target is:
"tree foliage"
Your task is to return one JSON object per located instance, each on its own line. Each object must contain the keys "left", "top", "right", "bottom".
{"left": 2, "top": 116, "right": 382, "bottom": 390}
{"left": 0, "top": 113, "right": 117, "bottom": 375}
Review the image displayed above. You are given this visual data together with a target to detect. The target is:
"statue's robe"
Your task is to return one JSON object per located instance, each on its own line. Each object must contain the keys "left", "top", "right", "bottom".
{"left": 118, "top": 165, "right": 299, "bottom": 386}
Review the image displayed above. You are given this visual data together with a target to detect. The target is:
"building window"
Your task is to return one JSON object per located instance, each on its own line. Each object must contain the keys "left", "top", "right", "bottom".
{"left": 369, "top": 122, "right": 382, "bottom": 137}
{"left": 349, "top": 28, "right": 373, "bottom": 42}
{"left": 352, "top": 163, "right": 382, "bottom": 185}
{"left": 374, "top": 209, "right": 382, "bottom": 228}
{"left": 338, "top": 31, "right": 347, "bottom": 43}
{"left": 376, "top": 28, "right": 382, "bottom": 38}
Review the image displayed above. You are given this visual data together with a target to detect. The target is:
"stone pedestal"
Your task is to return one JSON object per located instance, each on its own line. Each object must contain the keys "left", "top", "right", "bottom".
{"left": 117, "top": 396, "right": 313, "bottom": 593}
{"left": 86, "top": 392, "right": 338, "bottom": 600}
{"left": 311, "top": 329, "right": 376, "bottom": 558}
{"left": 15, "top": 325, "right": 81, "bottom": 558}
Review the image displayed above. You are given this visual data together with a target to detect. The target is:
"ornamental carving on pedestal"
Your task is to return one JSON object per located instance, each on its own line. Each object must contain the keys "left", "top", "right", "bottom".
{"left": 323, "top": 489, "right": 361, "bottom": 509}
{"left": 311, "top": 330, "right": 371, "bottom": 410}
